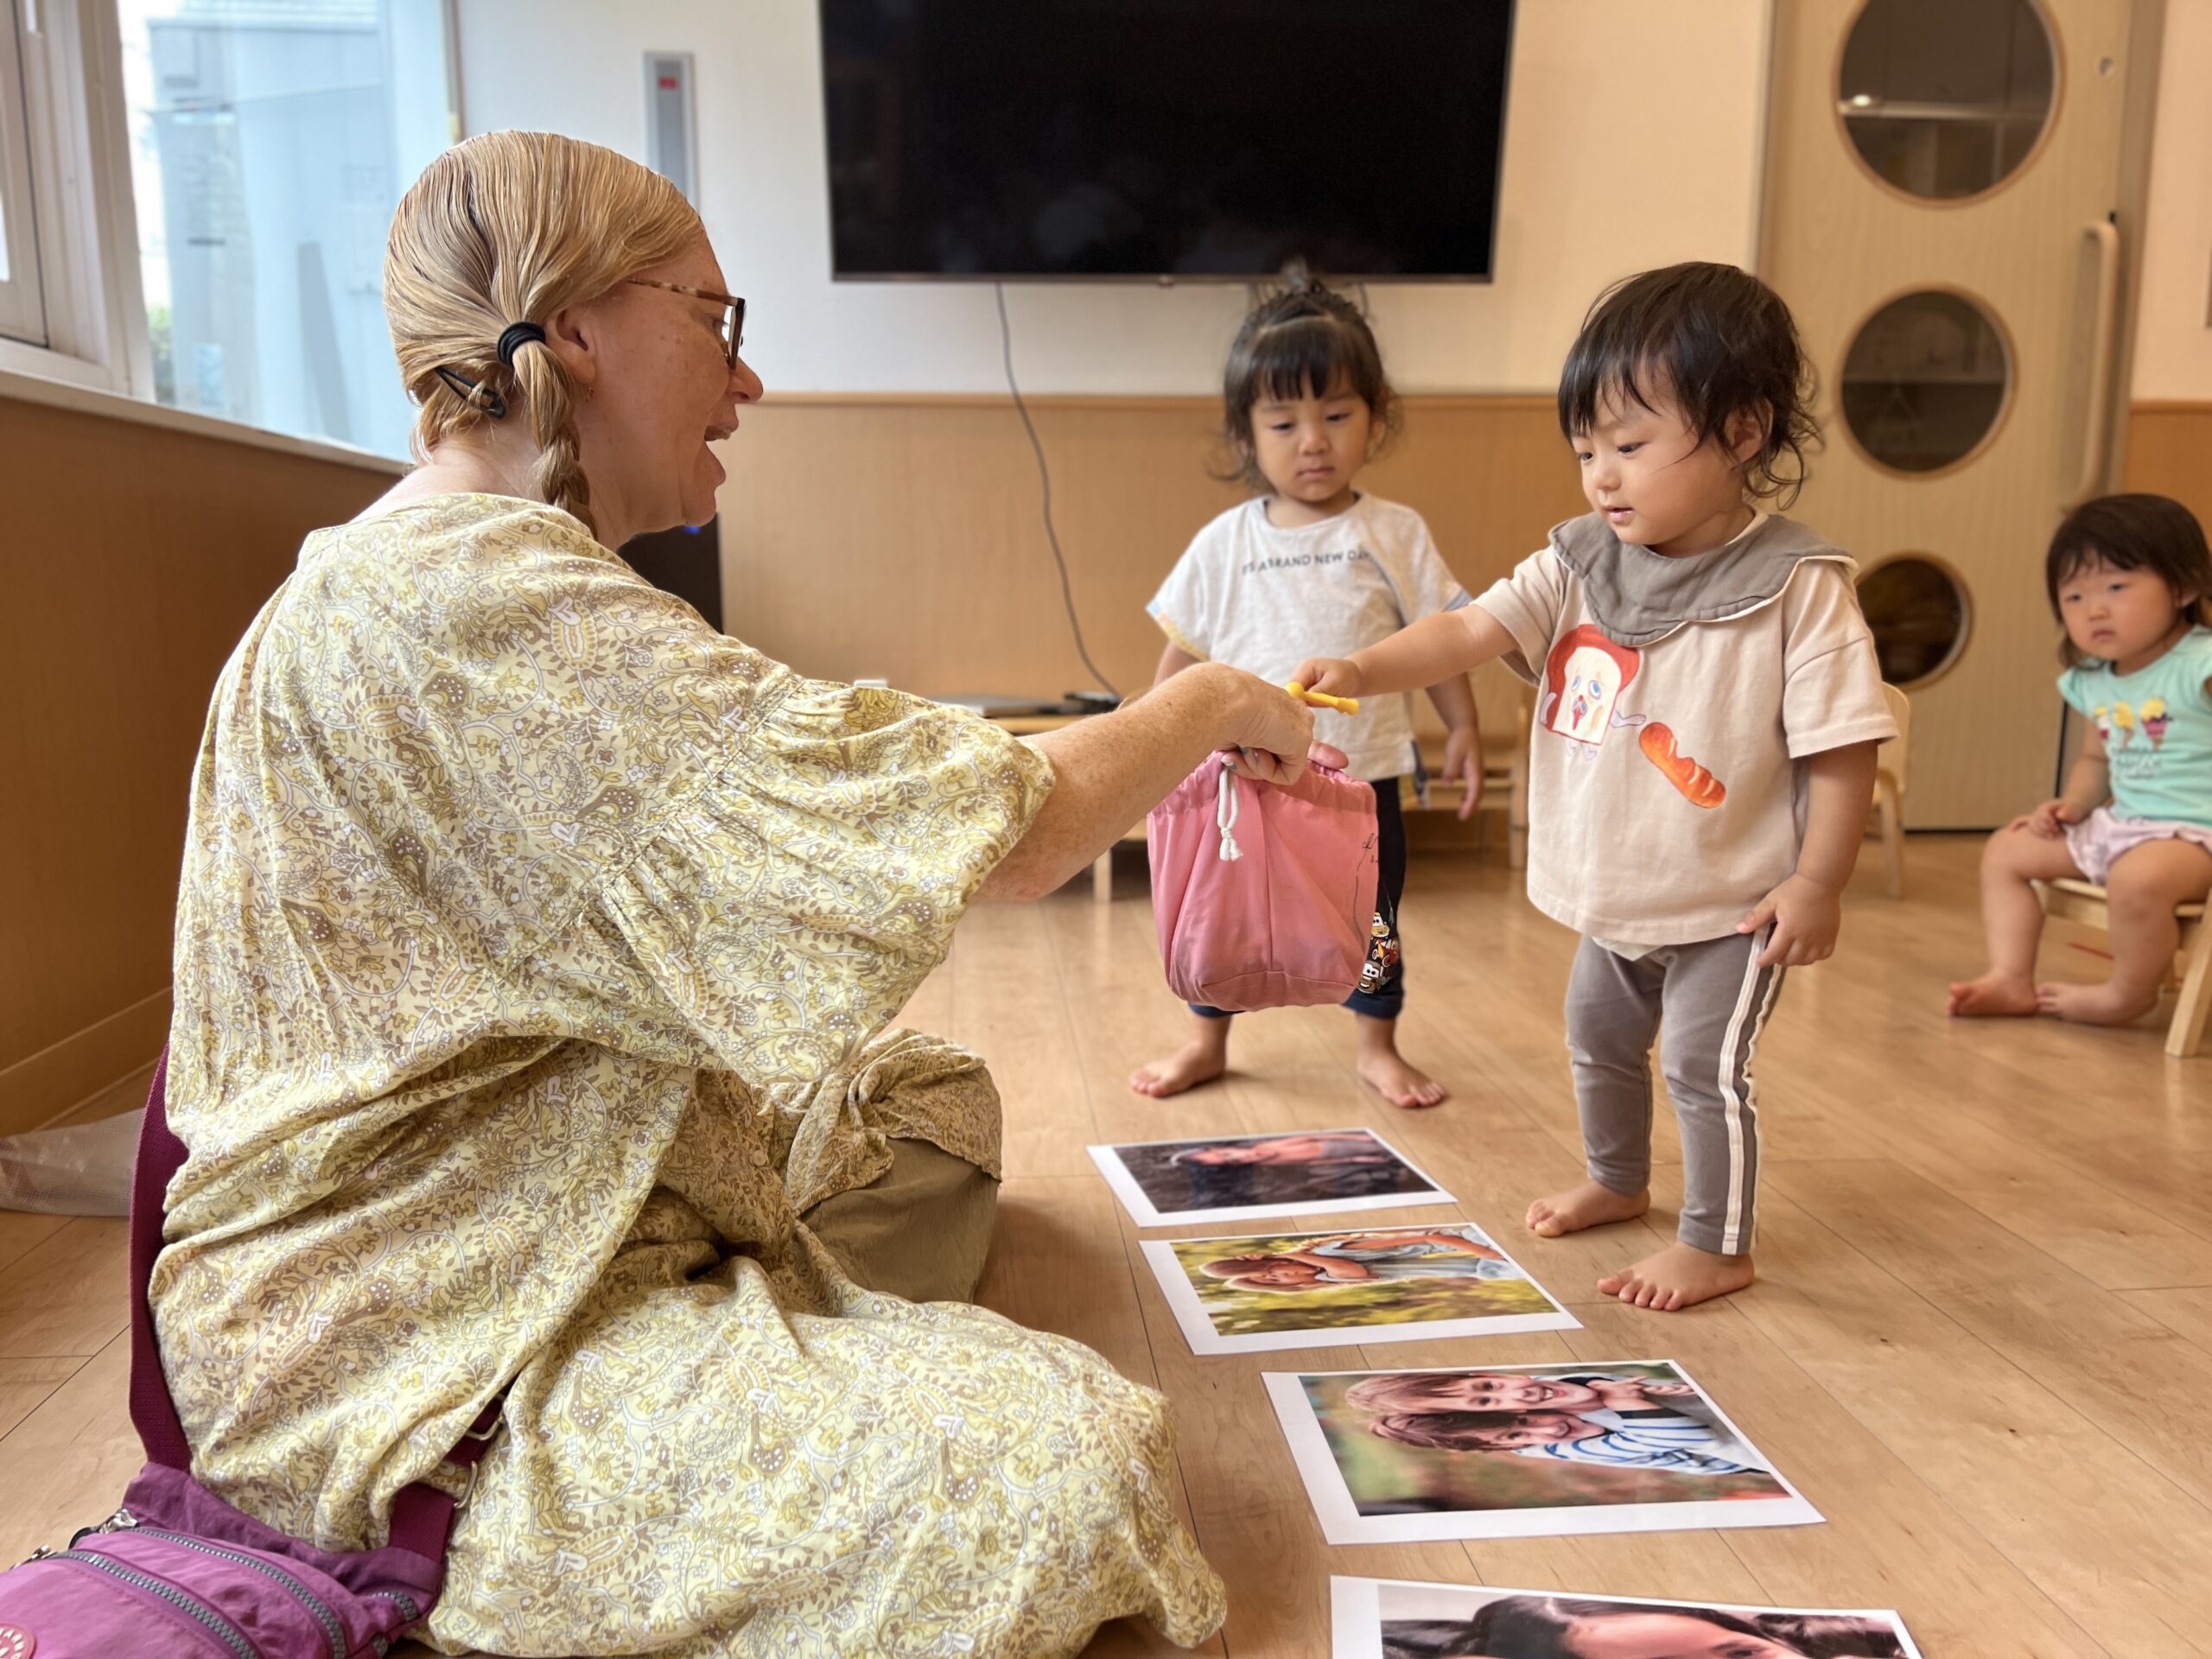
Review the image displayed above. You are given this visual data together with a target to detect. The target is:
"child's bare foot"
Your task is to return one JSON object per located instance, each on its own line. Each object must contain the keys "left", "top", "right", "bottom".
{"left": 1526, "top": 1179, "right": 1649, "bottom": 1238}
{"left": 1357, "top": 1050, "right": 1447, "bottom": 1109}
{"left": 1598, "top": 1241, "right": 1755, "bottom": 1311}
{"left": 1945, "top": 972, "right": 2040, "bottom": 1018}
{"left": 1129, "top": 1036, "right": 1229, "bottom": 1097}
{"left": 2036, "top": 981, "right": 2161, "bottom": 1027}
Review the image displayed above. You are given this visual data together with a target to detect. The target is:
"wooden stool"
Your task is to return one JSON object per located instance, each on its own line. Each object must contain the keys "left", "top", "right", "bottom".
{"left": 2033, "top": 876, "right": 2212, "bottom": 1058}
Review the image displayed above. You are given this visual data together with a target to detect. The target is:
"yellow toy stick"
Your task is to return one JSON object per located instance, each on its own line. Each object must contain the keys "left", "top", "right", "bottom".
{"left": 1287, "top": 680, "right": 1360, "bottom": 716}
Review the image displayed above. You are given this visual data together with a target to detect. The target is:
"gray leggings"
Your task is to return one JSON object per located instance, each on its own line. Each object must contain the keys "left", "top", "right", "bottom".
{"left": 1564, "top": 930, "right": 1785, "bottom": 1256}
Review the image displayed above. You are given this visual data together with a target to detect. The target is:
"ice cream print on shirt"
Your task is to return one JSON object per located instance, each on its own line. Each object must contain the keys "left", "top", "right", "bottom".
{"left": 1540, "top": 624, "right": 1727, "bottom": 809}
{"left": 2144, "top": 697, "right": 2171, "bottom": 747}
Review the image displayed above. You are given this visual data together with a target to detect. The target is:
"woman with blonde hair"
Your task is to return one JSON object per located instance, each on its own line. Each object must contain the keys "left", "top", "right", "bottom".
{"left": 149, "top": 130, "right": 1319, "bottom": 1656}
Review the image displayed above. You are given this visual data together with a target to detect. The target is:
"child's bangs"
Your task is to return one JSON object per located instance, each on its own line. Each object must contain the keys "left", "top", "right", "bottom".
{"left": 1241, "top": 315, "right": 1375, "bottom": 410}
{"left": 2045, "top": 532, "right": 2127, "bottom": 590}
{"left": 1557, "top": 349, "right": 1675, "bottom": 441}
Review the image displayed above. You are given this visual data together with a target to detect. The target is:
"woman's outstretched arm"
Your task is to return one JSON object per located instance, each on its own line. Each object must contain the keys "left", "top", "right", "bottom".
{"left": 976, "top": 664, "right": 1325, "bottom": 902}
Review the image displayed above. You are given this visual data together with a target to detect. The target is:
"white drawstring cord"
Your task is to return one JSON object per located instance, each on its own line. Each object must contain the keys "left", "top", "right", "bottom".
{"left": 1216, "top": 758, "right": 1243, "bottom": 861}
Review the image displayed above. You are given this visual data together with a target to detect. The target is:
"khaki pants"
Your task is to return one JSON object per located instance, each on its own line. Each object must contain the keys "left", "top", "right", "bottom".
{"left": 804, "top": 1137, "right": 1000, "bottom": 1303}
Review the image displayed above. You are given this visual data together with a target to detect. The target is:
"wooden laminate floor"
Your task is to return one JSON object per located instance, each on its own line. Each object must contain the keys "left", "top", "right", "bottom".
{"left": 0, "top": 835, "right": 2204, "bottom": 1657}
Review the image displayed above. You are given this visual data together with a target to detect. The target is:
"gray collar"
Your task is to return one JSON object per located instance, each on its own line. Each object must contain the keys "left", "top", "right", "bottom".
{"left": 1549, "top": 512, "right": 1853, "bottom": 647}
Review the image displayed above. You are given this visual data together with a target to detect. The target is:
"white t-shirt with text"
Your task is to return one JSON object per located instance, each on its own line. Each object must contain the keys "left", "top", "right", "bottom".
{"left": 1147, "top": 493, "right": 1470, "bottom": 783}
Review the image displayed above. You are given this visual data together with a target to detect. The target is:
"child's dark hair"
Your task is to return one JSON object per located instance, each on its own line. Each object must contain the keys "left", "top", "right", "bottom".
{"left": 1219, "top": 269, "right": 1400, "bottom": 492}
{"left": 2045, "top": 493, "right": 2212, "bottom": 664}
{"left": 1557, "top": 261, "right": 1820, "bottom": 507}
{"left": 1381, "top": 1595, "right": 1909, "bottom": 1659}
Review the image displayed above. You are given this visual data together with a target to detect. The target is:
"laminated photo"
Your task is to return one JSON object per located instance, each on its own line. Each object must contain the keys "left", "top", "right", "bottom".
{"left": 1266, "top": 1360, "right": 1820, "bottom": 1543}
{"left": 1090, "top": 1128, "right": 1452, "bottom": 1226}
{"left": 1329, "top": 1575, "right": 1922, "bottom": 1658}
{"left": 1141, "top": 1222, "right": 1577, "bottom": 1353}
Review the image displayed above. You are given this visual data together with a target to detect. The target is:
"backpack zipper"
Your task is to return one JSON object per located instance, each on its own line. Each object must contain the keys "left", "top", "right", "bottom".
{"left": 131, "top": 1528, "right": 346, "bottom": 1659}
{"left": 368, "top": 1587, "right": 423, "bottom": 1624}
{"left": 49, "top": 1548, "right": 259, "bottom": 1659}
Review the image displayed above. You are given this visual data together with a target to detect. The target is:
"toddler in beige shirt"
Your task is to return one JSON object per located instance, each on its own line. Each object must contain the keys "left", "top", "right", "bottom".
{"left": 1295, "top": 262, "right": 1892, "bottom": 1312}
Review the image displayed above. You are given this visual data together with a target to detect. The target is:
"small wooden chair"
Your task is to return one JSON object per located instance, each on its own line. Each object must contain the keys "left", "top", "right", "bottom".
{"left": 1872, "top": 683, "right": 1910, "bottom": 899}
{"left": 2033, "top": 877, "right": 2212, "bottom": 1058}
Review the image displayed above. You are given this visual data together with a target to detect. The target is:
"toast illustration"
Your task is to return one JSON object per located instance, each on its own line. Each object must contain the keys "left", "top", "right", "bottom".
{"left": 1638, "top": 722, "right": 1726, "bottom": 809}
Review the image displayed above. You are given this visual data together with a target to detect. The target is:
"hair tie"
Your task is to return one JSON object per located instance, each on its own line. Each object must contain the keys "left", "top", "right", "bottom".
{"left": 433, "top": 365, "right": 507, "bottom": 420}
{"left": 497, "top": 321, "right": 547, "bottom": 366}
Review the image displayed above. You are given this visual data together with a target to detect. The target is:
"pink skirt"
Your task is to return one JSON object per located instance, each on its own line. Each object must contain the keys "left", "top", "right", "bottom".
{"left": 2063, "top": 805, "right": 2212, "bottom": 886}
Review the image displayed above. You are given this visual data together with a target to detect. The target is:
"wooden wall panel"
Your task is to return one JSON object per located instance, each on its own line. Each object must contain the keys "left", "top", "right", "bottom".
{"left": 710, "top": 394, "right": 1588, "bottom": 737}
{"left": 0, "top": 397, "right": 391, "bottom": 1134}
{"left": 2124, "top": 402, "right": 2212, "bottom": 531}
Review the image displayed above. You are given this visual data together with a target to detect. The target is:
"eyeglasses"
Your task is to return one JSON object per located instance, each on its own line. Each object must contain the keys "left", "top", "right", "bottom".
{"left": 626, "top": 278, "right": 747, "bottom": 368}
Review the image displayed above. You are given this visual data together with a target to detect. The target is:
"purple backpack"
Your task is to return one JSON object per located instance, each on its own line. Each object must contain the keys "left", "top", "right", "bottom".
{"left": 0, "top": 1052, "right": 499, "bottom": 1657}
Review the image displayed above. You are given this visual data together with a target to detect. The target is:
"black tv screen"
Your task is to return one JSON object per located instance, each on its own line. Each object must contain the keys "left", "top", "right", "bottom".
{"left": 818, "top": 1, "right": 1516, "bottom": 281}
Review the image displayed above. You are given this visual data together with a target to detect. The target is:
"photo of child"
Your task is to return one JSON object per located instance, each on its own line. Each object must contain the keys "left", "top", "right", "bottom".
{"left": 1090, "top": 1128, "right": 1452, "bottom": 1226}
{"left": 1265, "top": 1361, "right": 1819, "bottom": 1543}
{"left": 1329, "top": 1577, "right": 1922, "bottom": 1659}
{"left": 1143, "top": 1224, "right": 1577, "bottom": 1353}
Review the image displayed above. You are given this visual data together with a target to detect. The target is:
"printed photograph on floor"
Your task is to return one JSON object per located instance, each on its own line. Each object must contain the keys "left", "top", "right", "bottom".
{"left": 1090, "top": 1128, "right": 1452, "bottom": 1226}
{"left": 1329, "top": 1576, "right": 1923, "bottom": 1659}
{"left": 1142, "top": 1222, "right": 1578, "bottom": 1353}
{"left": 1266, "top": 1360, "right": 1821, "bottom": 1543}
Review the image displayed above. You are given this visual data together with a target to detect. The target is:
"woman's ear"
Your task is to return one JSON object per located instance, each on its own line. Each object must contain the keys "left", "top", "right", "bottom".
{"left": 545, "top": 300, "right": 599, "bottom": 397}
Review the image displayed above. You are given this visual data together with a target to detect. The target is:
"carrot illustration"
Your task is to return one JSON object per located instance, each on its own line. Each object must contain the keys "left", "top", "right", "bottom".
{"left": 1639, "top": 722, "right": 1726, "bottom": 808}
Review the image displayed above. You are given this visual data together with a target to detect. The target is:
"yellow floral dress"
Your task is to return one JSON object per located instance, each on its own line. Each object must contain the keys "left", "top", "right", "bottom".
{"left": 152, "top": 494, "right": 1225, "bottom": 1657}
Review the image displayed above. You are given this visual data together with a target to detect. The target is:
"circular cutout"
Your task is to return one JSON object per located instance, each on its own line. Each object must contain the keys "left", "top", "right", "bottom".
{"left": 1839, "top": 0, "right": 2057, "bottom": 202}
{"left": 1840, "top": 289, "right": 2012, "bottom": 475}
{"left": 1858, "top": 556, "right": 1972, "bottom": 687}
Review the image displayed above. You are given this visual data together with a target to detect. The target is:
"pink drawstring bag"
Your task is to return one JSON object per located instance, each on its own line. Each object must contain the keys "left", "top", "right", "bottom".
{"left": 1148, "top": 754, "right": 1380, "bottom": 1011}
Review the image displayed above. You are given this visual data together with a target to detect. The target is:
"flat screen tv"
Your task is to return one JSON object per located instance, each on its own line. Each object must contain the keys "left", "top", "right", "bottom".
{"left": 818, "top": 1, "right": 1516, "bottom": 281}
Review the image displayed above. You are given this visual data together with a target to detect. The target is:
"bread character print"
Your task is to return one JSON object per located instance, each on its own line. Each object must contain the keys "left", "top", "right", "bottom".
{"left": 1540, "top": 625, "right": 1643, "bottom": 747}
{"left": 1638, "top": 723, "right": 1727, "bottom": 809}
{"left": 2143, "top": 696, "right": 2170, "bottom": 749}
{"left": 2092, "top": 704, "right": 2113, "bottom": 747}
{"left": 2111, "top": 702, "right": 2137, "bottom": 748}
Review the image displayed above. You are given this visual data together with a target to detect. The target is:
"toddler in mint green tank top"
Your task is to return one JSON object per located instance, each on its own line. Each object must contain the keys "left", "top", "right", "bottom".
{"left": 1949, "top": 494, "right": 2212, "bottom": 1029}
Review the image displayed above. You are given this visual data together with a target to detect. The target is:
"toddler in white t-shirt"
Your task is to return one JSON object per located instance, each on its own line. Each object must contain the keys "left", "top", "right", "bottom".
{"left": 1133, "top": 276, "right": 1482, "bottom": 1109}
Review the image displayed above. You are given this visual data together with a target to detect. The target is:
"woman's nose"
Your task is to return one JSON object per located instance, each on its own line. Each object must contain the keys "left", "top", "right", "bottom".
{"left": 730, "top": 353, "right": 764, "bottom": 402}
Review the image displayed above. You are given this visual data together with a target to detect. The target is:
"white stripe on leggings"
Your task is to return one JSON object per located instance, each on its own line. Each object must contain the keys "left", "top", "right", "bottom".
{"left": 1716, "top": 932, "right": 1783, "bottom": 1256}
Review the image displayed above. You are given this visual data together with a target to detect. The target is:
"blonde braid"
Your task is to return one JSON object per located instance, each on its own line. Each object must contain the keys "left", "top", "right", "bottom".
{"left": 383, "top": 131, "right": 702, "bottom": 539}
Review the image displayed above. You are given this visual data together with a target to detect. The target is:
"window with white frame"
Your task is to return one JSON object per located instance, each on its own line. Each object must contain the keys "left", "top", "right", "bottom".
{"left": 116, "top": 0, "right": 452, "bottom": 454}
{"left": 0, "top": 0, "right": 52, "bottom": 346}
{"left": 5, "top": 0, "right": 453, "bottom": 457}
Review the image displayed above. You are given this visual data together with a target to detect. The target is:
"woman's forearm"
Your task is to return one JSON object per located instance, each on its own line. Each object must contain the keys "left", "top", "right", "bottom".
{"left": 976, "top": 664, "right": 1301, "bottom": 902}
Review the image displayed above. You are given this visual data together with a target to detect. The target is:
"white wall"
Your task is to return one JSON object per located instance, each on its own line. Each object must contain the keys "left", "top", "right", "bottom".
{"left": 454, "top": 0, "right": 1770, "bottom": 395}
{"left": 2133, "top": 0, "right": 2212, "bottom": 401}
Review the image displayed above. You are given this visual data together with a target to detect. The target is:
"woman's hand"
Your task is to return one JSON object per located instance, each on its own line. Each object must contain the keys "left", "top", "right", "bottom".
{"left": 1292, "top": 656, "right": 1366, "bottom": 702}
{"left": 2008, "top": 798, "right": 2081, "bottom": 840}
{"left": 1221, "top": 672, "right": 1338, "bottom": 785}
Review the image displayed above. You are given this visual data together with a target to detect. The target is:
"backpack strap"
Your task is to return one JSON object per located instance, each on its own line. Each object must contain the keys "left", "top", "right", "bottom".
{"left": 130, "top": 1050, "right": 500, "bottom": 1563}
{"left": 127, "top": 1050, "right": 194, "bottom": 1472}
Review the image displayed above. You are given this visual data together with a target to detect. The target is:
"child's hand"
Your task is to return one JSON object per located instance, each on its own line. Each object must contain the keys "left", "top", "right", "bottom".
{"left": 2008, "top": 798, "right": 2081, "bottom": 839}
{"left": 1738, "top": 873, "right": 1843, "bottom": 968}
{"left": 1293, "top": 657, "right": 1365, "bottom": 701}
{"left": 1442, "top": 724, "right": 1484, "bottom": 821}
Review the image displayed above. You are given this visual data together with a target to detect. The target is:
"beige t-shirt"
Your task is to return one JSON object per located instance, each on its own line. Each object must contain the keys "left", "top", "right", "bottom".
{"left": 1475, "top": 513, "right": 1896, "bottom": 945}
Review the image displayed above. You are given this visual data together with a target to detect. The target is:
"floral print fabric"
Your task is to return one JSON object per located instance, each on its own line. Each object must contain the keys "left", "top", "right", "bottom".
{"left": 153, "top": 494, "right": 1225, "bottom": 1656}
